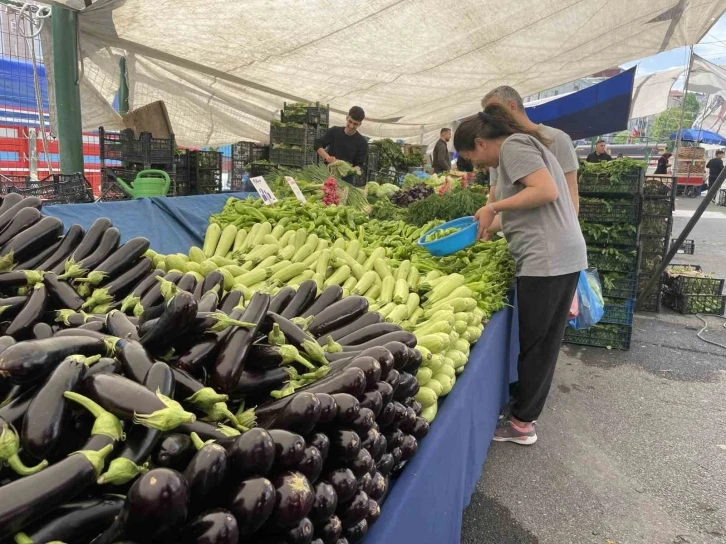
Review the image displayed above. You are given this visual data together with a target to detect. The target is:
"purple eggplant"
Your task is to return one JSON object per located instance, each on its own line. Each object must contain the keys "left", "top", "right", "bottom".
{"left": 228, "top": 477, "right": 275, "bottom": 536}
{"left": 197, "top": 290, "right": 219, "bottom": 312}
{"left": 385, "top": 369, "right": 400, "bottom": 392}
{"left": 411, "top": 416, "right": 430, "bottom": 440}
{"left": 60, "top": 226, "right": 120, "bottom": 279}
{"left": 308, "top": 296, "right": 368, "bottom": 338}
{"left": 229, "top": 365, "right": 294, "bottom": 403}
{"left": 227, "top": 427, "right": 275, "bottom": 479}
{"left": 271, "top": 470, "right": 314, "bottom": 527}
{"left": 310, "top": 481, "right": 338, "bottom": 524}
{"left": 341, "top": 331, "right": 416, "bottom": 352}
{"left": 375, "top": 454, "right": 394, "bottom": 477}
{"left": 375, "top": 381, "right": 394, "bottom": 407}
{"left": 219, "top": 290, "right": 243, "bottom": 314}
{"left": 297, "top": 445, "right": 323, "bottom": 483}
{"left": 43, "top": 272, "right": 84, "bottom": 311}
{"left": 119, "top": 268, "right": 165, "bottom": 314}
{"left": 84, "top": 256, "right": 153, "bottom": 310}
{"left": 36, "top": 223, "right": 85, "bottom": 272}
{"left": 343, "top": 518, "right": 368, "bottom": 543}
{"left": 0, "top": 216, "right": 62, "bottom": 271}
{"left": 76, "top": 237, "right": 150, "bottom": 291}
{"left": 176, "top": 420, "right": 240, "bottom": 443}
{"left": 366, "top": 498, "right": 381, "bottom": 527}
{"left": 377, "top": 402, "right": 396, "bottom": 430}
{"left": 349, "top": 448, "right": 374, "bottom": 479}
{"left": 255, "top": 392, "right": 321, "bottom": 435}
{"left": 315, "top": 312, "right": 384, "bottom": 345}
{"left": 151, "top": 433, "right": 196, "bottom": 471}
{"left": 308, "top": 432, "right": 330, "bottom": 462}
{"left": 200, "top": 270, "right": 225, "bottom": 298}
{"left": 85, "top": 357, "right": 122, "bottom": 377}
{"left": 316, "top": 392, "right": 338, "bottom": 424}
{"left": 269, "top": 428, "right": 306, "bottom": 469}
{"left": 349, "top": 408, "right": 375, "bottom": 436}
{"left": 265, "top": 312, "right": 327, "bottom": 366}
{"left": 175, "top": 334, "right": 223, "bottom": 376}
{"left": 15, "top": 236, "right": 63, "bottom": 271}
{"left": 359, "top": 391, "right": 382, "bottom": 417}
{"left": 323, "top": 468, "right": 357, "bottom": 504}
{"left": 281, "top": 279, "right": 318, "bottom": 319}
{"left": 297, "top": 367, "right": 366, "bottom": 398}
{"left": 394, "top": 372, "right": 419, "bottom": 401}
{"left": 177, "top": 272, "right": 198, "bottom": 294}
{"left": 400, "top": 434, "right": 418, "bottom": 461}
{"left": 269, "top": 286, "right": 297, "bottom": 314}
{"left": 0, "top": 270, "right": 44, "bottom": 294}
{"left": 0, "top": 295, "right": 28, "bottom": 321}
{"left": 331, "top": 393, "right": 360, "bottom": 425}
{"left": 300, "top": 285, "right": 343, "bottom": 318}
{"left": 0, "top": 385, "right": 37, "bottom": 428}
{"left": 185, "top": 441, "right": 229, "bottom": 516}
{"left": 0, "top": 194, "right": 29, "bottom": 225}
{"left": 398, "top": 405, "right": 418, "bottom": 433}
{"left": 335, "top": 323, "right": 401, "bottom": 347}
{"left": 183, "top": 509, "right": 239, "bottom": 544}
{"left": 314, "top": 515, "right": 342, "bottom": 544}
{"left": 328, "top": 430, "right": 361, "bottom": 463}
{"left": 105, "top": 310, "right": 140, "bottom": 341}
{"left": 64, "top": 218, "right": 112, "bottom": 267}
{"left": 140, "top": 290, "right": 198, "bottom": 352}
{"left": 0, "top": 206, "right": 41, "bottom": 248}
{"left": 31, "top": 322, "right": 52, "bottom": 340}
{"left": 115, "top": 338, "right": 154, "bottom": 383}
{"left": 368, "top": 471, "right": 387, "bottom": 501}
{"left": 337, "top": 490, "right": 369, "bottom": 526}
{"left": 5, "top": 283, "right": 48, "bottom": 339}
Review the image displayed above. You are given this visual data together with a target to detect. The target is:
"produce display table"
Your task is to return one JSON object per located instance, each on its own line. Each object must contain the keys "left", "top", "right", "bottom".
{"left": 42, "top": 193, "right": 519, "bottom": 544}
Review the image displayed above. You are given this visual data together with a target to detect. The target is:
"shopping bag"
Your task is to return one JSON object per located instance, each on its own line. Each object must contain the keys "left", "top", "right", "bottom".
{"left": 568, "top": 268, "right": 605, "bottom": 330}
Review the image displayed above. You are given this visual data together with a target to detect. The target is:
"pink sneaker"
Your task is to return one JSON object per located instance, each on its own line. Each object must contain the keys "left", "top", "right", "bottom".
{"left": 493, "top": 417, "right": 537, "bottom": 445}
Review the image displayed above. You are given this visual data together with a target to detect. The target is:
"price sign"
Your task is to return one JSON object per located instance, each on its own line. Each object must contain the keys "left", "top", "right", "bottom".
{"left": 249, "top": 176, "right": 278, "bottom": 205}
{"left": 285, "top": 176, "right": 307, "bottom": 203}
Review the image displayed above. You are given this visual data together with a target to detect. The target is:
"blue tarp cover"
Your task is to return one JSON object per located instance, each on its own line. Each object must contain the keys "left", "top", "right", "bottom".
{"left": 670, "top": 129, "right": 726, "bottom": 145}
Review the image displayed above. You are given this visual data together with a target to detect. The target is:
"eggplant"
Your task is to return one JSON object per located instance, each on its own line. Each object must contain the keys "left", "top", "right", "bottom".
{"left": 331, "top": 393, "right": 360, "bottom": 425}
{"left": 411, "top": 416, "right": 430, "bottom": 440}
{"left": 0, "top": 192, "right": 23, "bottom": 216}
{"left": 78, "top": 320, "right": 107, "bottom": 333}
{"left": 185, "top": 441, "right": 229, "bottom": 516}
{"left": 281, "top": 517, "right": 314, "bottom": 544}
{"left": 394, "top": 372, "right": 419, "bottom": 401}
{"left": 350, "top": 407, "right": 375, "bottom": 435}
{"left": 271, "top": 470, "right": 314, "bottom": 527}
{"left": 106, "top": 310, "right": 140, "bottom": 341}
{"left": 372, "top": 432, "right": 388, "bottom": 463}
{"left": 328, "top": 430, "right": 361, "bottom": 463}
{"left": 140, "top": 290, "right": 198, "bottom": 351}
{"left": 228, "top": 477, "right": 276, "bottom": 536}
{"left": 80, "top": 373, "right": 195, "bottom": 431}
{"left": 0, "top": 335, "right": 15, "bottom": 354}
{"left": 314, "top": 514, "right": 342, "bottom": 544}
{"left": 135, "top": 270, "right": 183, "bottom": 314}
{"left": 0, "top": 216, "right": 63, "bottom": 271}
{"left": 173, "top": 273, "right": 195, "bottom": 294}
{"left": 349, "top": 448, "right": 375, "bottom": 480}
{"left": 323, "top": 468, "right": 357, "bottom": 504}
{"left": 359, "top": 391, "right": 382, "bottom": 417}
{"left": 269, "top": 428, "right": 306, "bottom": 469}
{"left": 176, "top": 420, "right": 240, "bottom": 445}
{"left": 375, "top": 454, "right": 394, "bottom": 477}
{"left": 341, "top": 331, "right": 416, "bottom": 351}
{"left": 79, "top": 237, "right": 150, "bottom": 287}
{"left": 31, "top": 322, "right": 52, "bottom": 340}
{"left": 366, "top": 498, "right": 380, "bottom": 527}
{"left": 230, "top": 367, "right": 293, "bottom": 405}
{"left": 337, "top": 489, "right": 369, "bottom": 526}
{"left": 0, "top": 385, "right": 37, "bottom": 427}
{"left": 0, "top": 295, "right": 28, "bottom": 321}
{"left": 384, "top": 428, "right": 404, "bottom": 451}
{"left": 0, "top": 206, "right": 41, "bottom": 248}
{"left": 375, "top": 381, "right": 394, "bottom": 407}
{"left": 335, "top": 323, "right": 401, "bottom": 347}
{"left": 5, "top": 283, "right": 47, "bottom": 339}
{"left": 391, "top": 402, "right": 409, "bottom": 429}
{"left": 119, "top": 267, "right": 165, "bottom": 313}
{"left": 43, "top": 272, "right": 84, "bottom": 311}
{"left": 200, "top": 270, "right": 225, "bottom": 298}
{"left": 118, "top": 468, "right": 190, "bottom": 542}
{"left": 0, "top": 196, "right": 41, "bottom": 233}
{"left": 85, "top": 357, "right": 123, "bottom": 377}
{"left": 169, "top": 367, "right": 227, "bottom": 415}
{"left": 0, "top": 442, "right": 113, "bottom": 535}
{"left": 183, "top": 508, "right": 239, "bottom": 544}
{"left": 36, "top": 223, "right": 85, "bottom": 272}
{"left": 297, "top": 367, "right": 366, "bottom": 399}
{"left": 343, "top": 518, "right": 368, "bottom": 543}
{"left": 377, "top": 402, "right": 396, "bottom": 430}
{"left": 14, "top": 495, "right": 124, "bottom": 544}
{"left": 151, "top": 433, "right": 196, "bottom": 471}
{"left": 265, "top": 312, "right": 327, "bottom": 366}
{"left": 308, "top": 433, "right": 330, "bottom": 462}
{"left": 0, "top": 336, "right": 106, "bottom": 384}
{"left": 383, "top": 341, "right": 411, "bottom": 371}
{"left": 404, "top": 346, "right": 423, "bottom": 374}
{"left": 310, "top": 481, "right": 338, "bottom": 524}
{"left": 85, "top": 257, "right": 153, "bottom": 309}
{"left": 400, "top": 434, "right": 418, "bottom": 461}
{"left": 0, "top": 270, "right": 44, "bottom": 295}
{"left": 344, "top": 355, "right": 381, "bottom": 390}
{"left": 14, "top": 237, "right": 64, "bottom": 271}
{"left": 385, "top": 369, "right": 400, "bottom": 392}
{"left": 247, "top": 343, "right": 314, "bottom": 371}
{"left": 316, "top": 392, "right": 338, "bottom": 425}
{"left": 315, "top": 312, "right": 384, "bottom": 345}
{"left": 219, "top": 290, "right": 243, "bottom": 315}
{"left": 211, "top": 292, "right": 269, "bottom": 394}
{"left": 269, "top": 286, "right": 297, "bottom": 314}
{"left": 21, "top": 354, "right": 93, "bottom": 460}
{"left": 116, "top": 338, "right": 154, "bottom": 383}
{"left": 197, "top": 291, "right": 219, "bottom": 313}
{"left": 255, "top": 392, "right": 321, "bottom": 436}
{"left": 308, "top": 296, "right": 368, "bottom": 338}
{"left": 297, "top": 445, "right": 323, "bottom": 483}
{"left": 300, "top": 285, "right": 343, "bottom": 318}
{"left": 281, "top": 280, "right": 318, "bottom": 319}
{"left": 397, "top": 405, "right": 418, "bottom": 434}
{"left": 67, "top": 217, "right": 113, "bottom": 265}
{"left": 60, "top": 227, "right": 121, "bottom": 280}
{"left": 227, "top": 427, "right": 275, "bottom": 479}
{"left": 176, "top": 334, "right": 223, "bottom": 376}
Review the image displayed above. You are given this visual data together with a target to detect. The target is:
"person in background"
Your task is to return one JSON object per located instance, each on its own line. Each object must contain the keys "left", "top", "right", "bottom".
{"left": 706, "top": 150, "right": 725, "bottom": 190}
{"left": 655, "top": 152, "right": 672, "bottom": 175}
{"left": 314, "top": 106, "right": 368, "bottom": 186}
{"left": 432, "top": 128, "right": 452, "bottom": 174}
{"left": 616, "top": 153, "right": 624, "bottom": 159}
{"left": 586, "top": 140, "right": 613, "bottom": 163}
{"left": 454, "top": 107, "right": 586, "bottom": 446}
{"left": 481, "top": 86, "right": 581, "bottom": 221}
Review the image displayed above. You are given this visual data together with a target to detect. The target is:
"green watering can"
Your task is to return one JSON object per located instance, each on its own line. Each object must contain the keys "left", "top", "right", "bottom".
{"left": 114, "top": 169, "right": 170, "bottom": 199}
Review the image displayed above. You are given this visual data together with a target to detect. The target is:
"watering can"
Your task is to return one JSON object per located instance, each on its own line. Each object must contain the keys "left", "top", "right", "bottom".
{"left": 114, "top": 169, "right": 170, "bottom": 199}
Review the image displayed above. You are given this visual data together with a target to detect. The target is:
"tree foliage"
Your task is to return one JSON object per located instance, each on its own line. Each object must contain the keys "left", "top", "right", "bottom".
{"left": 649, "top": 93, "right": 701, "bottom": 142}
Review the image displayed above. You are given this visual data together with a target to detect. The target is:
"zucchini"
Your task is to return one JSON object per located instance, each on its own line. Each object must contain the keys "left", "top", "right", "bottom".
{"left": 292, "top": 242, "right": 316, "bottom": 263}
{"left": 270, "top": 262, "right": 308, "bottom": 284}
{"left": 433, "top": 373, "right": 454, "bottom": 395}
{"left": 363, "top": 247, "right": 385, "bottom": 272}
{"left": 407, "top": 266, "right": 420, "bottom": 290}
{"left": 315, "top": 238, "right": 329, "bottom": 252}
{"left": 292, "top": 229, "right": 308, "bottom": 250}
{"left": 380, "top": 276, "right": 395, "bottom": 304}
{"left": 393, "top": 279, "right": 409, "bottom": 304}
{"left": 301, "top": 250, "right": 322, "bottom": 269}
{"left": 236, "top": 268, "right": 268, "bottom": 286}
{"left": 278, "top": 230, "right": 294, "bottom": 247}
{"left": 378, "top": 302, "right": 396, "bottom": 318}
{"left": 278, "top": 244, "right": 296, "bottom": 261}
{"left": 352, "top": 271, "right": 378, "bottom": 296}
{"left": 373, "top": 258, "right": 392, "bottom": 279}
{"left": 214, "top": 225, "right": 238, "bottom": 257}
{"left": 324, "top": 265, "right": 351, "bottom": 288}
{"left": 356, "top": 250, "right": 367, "bottom": 264}
{"left": 270, "top": 224, "right": 286, "bottom": 239}
{"left": 189, "top": 247, "right": 206, "bottom": 264}
{"left": 386, "top": 305, "right": 409, "bottom": 324}
{"left": 202, "top": 224, "right": 222, "bottom": 258}
{"left": 426, "top": 378, "right": 443, "bottom": 397}
{"left": 346, "top": 240, "right": 360, "bottom": 259}
{"left": 415, "top": 386, "right": 437, "bottom": 407}
{"left": 316, "top": 250, "right": 331, "bottom": 277}
{"left": 260, "top": 234, "right": 279, "bottom": 245}
{"left": 233, "top": 229, "right": 248, "bottom": 252}
{"left": 421, "top": 401, "right": 438, "bottom": 422}
{"left": 269, "top": 260, "right": 292, "bottom": 275}
{"left": 396, "top": 260, "right": 411, "bottom": 282}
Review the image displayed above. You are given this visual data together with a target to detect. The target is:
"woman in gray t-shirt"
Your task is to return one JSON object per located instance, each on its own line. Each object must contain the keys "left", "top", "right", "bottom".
{"left": 454, "top": 106, "right": 587, "bottom": 446}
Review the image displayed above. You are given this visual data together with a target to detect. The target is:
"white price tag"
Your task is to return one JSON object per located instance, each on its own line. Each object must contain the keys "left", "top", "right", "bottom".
{"left": 250, "top": 176, "right": 278, "bottom": 205}
{"left": 285, "top": 176, "right": 307, "bottom": 203}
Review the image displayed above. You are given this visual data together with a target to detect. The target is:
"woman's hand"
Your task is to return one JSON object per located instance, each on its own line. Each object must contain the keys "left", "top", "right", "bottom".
{"left": 474, "top": 204, "right": 495, "bottom": 240}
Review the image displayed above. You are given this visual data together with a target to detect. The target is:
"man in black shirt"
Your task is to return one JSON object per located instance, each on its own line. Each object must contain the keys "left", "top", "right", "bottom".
{"left": 706, "top": 150, "right": 725, "bottom": 187}
{"left": 314, "top": 106, "right": 368, "bottom": 186}
{"left": 432, "top": 128, "right": 452, "bottom": 173}
{"left": 586, "top": 140, "right": 613, "bottom": 163}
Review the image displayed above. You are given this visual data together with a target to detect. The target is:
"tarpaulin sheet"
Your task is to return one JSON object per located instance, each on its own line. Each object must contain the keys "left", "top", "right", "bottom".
{"left": 368, "top": 299, "right": 519, "bottom": 544}
{"left": 525, "top": 68, "right": 636, "bottom": 140}
{"left": 43, "top": 192, "right": 255, "bottom": 255}
{"left": 670, "top": 128, "right": 726, "bottom": 145}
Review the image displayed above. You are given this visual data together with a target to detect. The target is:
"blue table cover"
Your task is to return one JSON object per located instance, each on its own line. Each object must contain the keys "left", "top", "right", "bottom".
{"left": 42, "top": 193, "right": 519, "bottom": 544}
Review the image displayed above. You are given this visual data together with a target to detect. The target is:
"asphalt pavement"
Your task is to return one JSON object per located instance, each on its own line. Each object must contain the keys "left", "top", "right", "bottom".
{"left": 460, "top": 195, "right": 726, "bottom": 544}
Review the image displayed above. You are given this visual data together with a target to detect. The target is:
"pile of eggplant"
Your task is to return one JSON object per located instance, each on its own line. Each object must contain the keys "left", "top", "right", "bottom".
{"left": 0, "top": 195, "right": 428, "bottom": 544}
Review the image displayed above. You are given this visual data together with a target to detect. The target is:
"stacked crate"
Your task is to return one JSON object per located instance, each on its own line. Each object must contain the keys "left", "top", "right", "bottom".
{"left": 564, "top": 166, "right": 644, "bottom": 350}
{"left": 175, "top": 150, "right": 223, "bottom": 195}
{"left": 663, "top": 265, "right": 726, "bottom": 315}
{"left": 230, "top": 142, "right": 270, "bottom": 190}
{"left": 637, "top": 175, "right": 677, "bottom": 311}
{"left": 268, "top": 103, "right": 329, "bottom": 168}
{"left": 675, "top": 147, "right": 706, "bottom": 178}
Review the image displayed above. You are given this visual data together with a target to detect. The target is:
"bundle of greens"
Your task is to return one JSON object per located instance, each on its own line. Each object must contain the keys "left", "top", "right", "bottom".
{"left": 407, "top": 189, "right": 488, "bottom": 226}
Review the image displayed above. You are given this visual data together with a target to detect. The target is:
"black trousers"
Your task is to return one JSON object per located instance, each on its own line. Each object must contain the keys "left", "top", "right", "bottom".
{"left": 511, "top": 272, "right": 579, "bottom": 423}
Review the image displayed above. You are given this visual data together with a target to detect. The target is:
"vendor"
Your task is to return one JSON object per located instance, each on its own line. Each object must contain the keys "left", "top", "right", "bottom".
{"left": 454, "top": 106, "right": 586, "bottom": 446}
{"left": 314, "top": 106, "right": 368, "bottom": 187}
{"left": 655, "top": 152, "right": 671, "bottom": 174}
{"left": 586, "top": 140, "right": 613, "bottom": 163}
{"left": 432, "top": 128, "right": 452, "bottom": 173}
{"left": 706, "top": 150, "right": 725, "bottom": 189}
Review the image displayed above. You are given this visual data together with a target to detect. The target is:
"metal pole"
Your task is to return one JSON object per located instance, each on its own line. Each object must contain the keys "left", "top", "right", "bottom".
{"left": 636, "top": 166, "right": 726, "bottom": 308}
{"left": 118, "top": 56, "right": 130, "bottom": 115}
{"left": 672, "top": 46, "right": 695, "bottom": 178}
{"left": 51, "top": 6, "right": 84, "bottom": 175}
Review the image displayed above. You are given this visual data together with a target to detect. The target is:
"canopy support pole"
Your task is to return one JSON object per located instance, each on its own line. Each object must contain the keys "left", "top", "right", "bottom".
{"left": 672, "top": 45, "right": 695, "bottom": 178}
{"left": 51, "top": 6, "right": 84, "bottom": 175}
{"left": 118, "top": 56, "right": 130, "bottom": 115}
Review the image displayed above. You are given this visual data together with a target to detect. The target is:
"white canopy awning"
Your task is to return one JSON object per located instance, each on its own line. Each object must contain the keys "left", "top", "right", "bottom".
{"left": 42, "top": 0, "right": 726, "bottom": 146}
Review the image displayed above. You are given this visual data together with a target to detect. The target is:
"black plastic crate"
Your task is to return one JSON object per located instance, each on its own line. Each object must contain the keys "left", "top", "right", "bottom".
{"left": 146, "top": 133, "right": 175, "bottom": 166}
{"left": 9, "top": 173, "right": 94, "bottom": 205}
{"left": 718, "top": 190, "right": 726, "bottom": 207}
{"left": 641, "top": 198, "right": 673, "bottom": 217}
{"left": 601, "top": 299, "right": 635, "bottom": 326}
{"left": 0, "top": 175, "right": 30, "bottom": 194}
{"left": 663, "top": 292, "right": 726, "bottom": 315}
{"left": 193, "top": 169, "right": 222, "bottom": 194}
{"left": 664, "top": 267, "right": 724, "bottom": 296}
{"left": 564, "top": 323, "right": 632, "bottom": 350}
{"left": 587, "top": 247, "right": 639, "bottom": 274}
{"left": 582, "top": 223, "right": 639, "bottom": 247}
{"left": 578, "top": 170, "right": 643, "bottom": 196}
{"left": 671, "top": 238, "right": 695, "bottom": 255}
{"left": 99, "top": 127, "right": 145, "bottom": 165}
{"left": 248, "top": 162, "right": 278, "bottom": 178}
{"left": 281, "top": 102, "right": 329, "bottom": 125}
{"left": 601, "top": 274, "right": 638, "bottom": 299}
{"left": 637, "top": 284, "right": 663, "bottom": 313}
{"left": 232, "top": 142, "right": 269, "bottom": 164}
{"left": 640, "top": 215, "right": 672, "bottom": 237}
{"left": 643, "top": 175, "right": 675, "bottom": 198}
{"left": 579, "top": 197, "right": 641, "bottom": 224}
{"left": 640, "top": 233, "right": 669, "bottom": 256}
{"left": 269, "top": 148, "right": 318, "bottom": 167}
{"left": 270, "top": 124, "right": 323, "bottom": 148}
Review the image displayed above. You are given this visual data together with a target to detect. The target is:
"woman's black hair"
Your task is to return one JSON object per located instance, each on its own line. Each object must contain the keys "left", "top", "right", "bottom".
{"left": 454, "top": 104, "right": 552, "bottom": 152}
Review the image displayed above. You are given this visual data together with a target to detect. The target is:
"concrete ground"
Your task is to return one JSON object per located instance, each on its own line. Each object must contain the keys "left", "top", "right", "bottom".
{"left": 461, "top": 195, "right": 726, "bottom": 544}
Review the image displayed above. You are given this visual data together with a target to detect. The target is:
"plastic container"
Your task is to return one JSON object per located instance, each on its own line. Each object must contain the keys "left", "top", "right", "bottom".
{"left": 418, "top": 216, "right": 479, "bottom": 256}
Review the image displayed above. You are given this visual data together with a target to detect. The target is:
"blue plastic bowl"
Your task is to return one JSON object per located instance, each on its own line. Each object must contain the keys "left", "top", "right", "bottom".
{"left": 418, "top": 216, "right": 479, "bottom": 256}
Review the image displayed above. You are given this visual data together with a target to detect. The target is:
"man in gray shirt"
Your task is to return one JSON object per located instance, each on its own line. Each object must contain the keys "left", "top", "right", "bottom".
{"left": 482, "top": 87, "right": 580, "bottom": 226}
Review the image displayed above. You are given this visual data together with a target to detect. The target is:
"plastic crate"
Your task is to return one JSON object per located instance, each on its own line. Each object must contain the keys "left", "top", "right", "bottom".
{"left": 643, "top": 175, "right": 675, "bottom": 198}
{"left": 146, "top": 133, "right": 175, "bottom": 166}
{"left": 717, "top": 190, "right": 726, "bottom": 207}
{"left": 586, "top": 247, "right": 639, "bottom": 274}
{"left": 601, "top": 274, "right": 638, "bottom": 299}
{"left": 99, "top": 127, "right": 145, "bottom": 165}
{"left": 248, "top": 162, "right": 278, "bottom": 178}
{"left": 232, "top": 142, "right": 270, "bottom": 164}
{"left": 664, "top": 268, "right": 724, "bottom": 296}
{"left": 579, "top": 197, "right": 641, "bottom": 224}
{"left": 637, "top": 285, "right": 663, "bottom": 313}
{"left": 564, "top": 324, "right": 632, "bottom": 350}
{"left": 578, "top": 170, "right": 643, "bottom": 196}
{"left": 0, "top": 175, "right": 30, "bottom": 194}
{"left": 641, "top": 198, "right": 673, "bottom": 217}
{"left": 670, "top": 238, "right": 695, "bottom": 255}
{"left": 640, "top": 233, "right": 669, "bottom": 256}
{"left": 663, "top": 292, "right": 726, "bottom": 315}
{"left": 269, "top": 148, "right": 318, "bottom": 167}
{"left": 640, "top": 215, "right": 672, "bottom": 237}
{"left": 582, "top": 224, "right": 639, "bottom": 247}
{"left": 9, "top": 173, "right": 94, "bottom": 204}
{"left": 601, "top": 299, "right": 635, "bottom": 326}
{"left": 281, "top": 102, "right": 329, "bottom": 125}
{"left": 270, "top": 124, "right": 324, "bottom": 148}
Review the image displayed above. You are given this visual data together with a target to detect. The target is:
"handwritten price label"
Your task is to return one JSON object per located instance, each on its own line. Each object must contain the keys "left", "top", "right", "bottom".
{"left": 249, "top": 176, "right": 278, "bottom": 205}
{"left": 285, "top": 176, "right": 307, "bottom": 203}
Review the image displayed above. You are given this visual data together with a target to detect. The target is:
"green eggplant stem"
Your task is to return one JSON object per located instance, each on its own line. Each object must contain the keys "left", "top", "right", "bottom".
{"left": 97, "top": 457, "right": 148, "bottom": 486}
{"left": 0, "top": 422, "right": 48, "bottom": 476}
{"left": 132, "top": 390, "right": 196, "bottom": 432}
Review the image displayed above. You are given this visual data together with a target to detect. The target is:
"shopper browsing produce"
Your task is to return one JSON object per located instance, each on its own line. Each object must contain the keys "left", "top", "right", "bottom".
{"left": 314, "top": 106, "right": 368, "bottom": 186}
{"left": 482, "top": 86, "right": 581, "bottom": 231}
{"left": 432, "top": 128, "right": 453, "bottom": 174}
{"left": 454, "top": 107, "right": 587, "bottom": 445}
